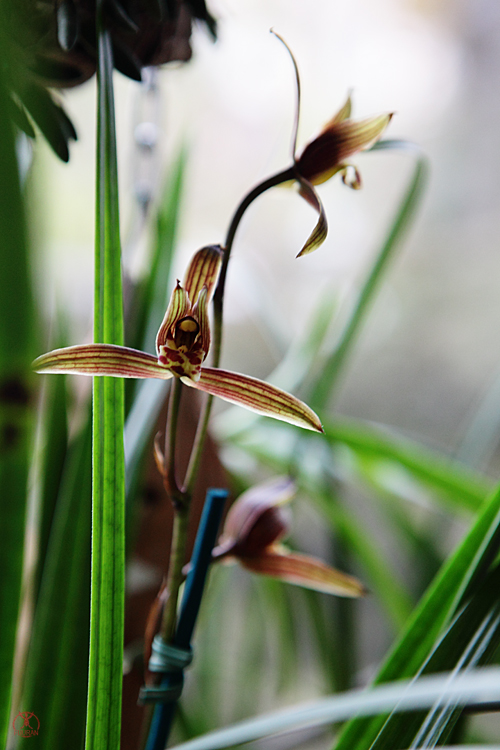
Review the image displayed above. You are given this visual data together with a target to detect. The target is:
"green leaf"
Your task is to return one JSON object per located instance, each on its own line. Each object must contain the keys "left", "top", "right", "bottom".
{"left": 333, "top": 481, "right": 500, "bottom": 750}
{"left": 166, "top": 667, "right": 500, "bottom": 750}
{"left": 309, "top": 146, "right": 428, "bottom": 409}
{"left": 323, "top": 416, "right": 490, "bottom": 513}
{"left": 20, "top": 420, "right": 92, "bottom": 750}
{"left": 33, "top": 367, "right": 68, "bottom": 603}
{"left": 85, "top": 23, "right": 125, "bottom": 750}
{"left": 0, "top": 39, "right": 36, "bottom": 748}
{"left": 369, "top": 563, "right": 500, "bottom": 750}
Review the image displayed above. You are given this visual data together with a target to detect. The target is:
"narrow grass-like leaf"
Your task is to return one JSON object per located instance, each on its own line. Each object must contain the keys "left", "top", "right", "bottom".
{"left": 167, "top": 667, "right": 500, "bottom": 750}
{"left": 33, "top": 368, "right": 68, "bottom": 603}
{"left": 20, "top": 421, "right": 92, "bottom": 750}
{"left": 85, "top": 21, "right": 126, "bottom": 750}
{"left": 369, "top": 563, "right": 500, "bottom": 750}
{"left": 0, "top": 40, "right": 36, "bottom": 747}
{"left": 309, "top": 147, "right": 428, "bottom": 409}
{"left": 324, "top": 417, "right": 490, "bottom": 512}
{"left": 333, "top": 481, "right": 500, "bottom": 750}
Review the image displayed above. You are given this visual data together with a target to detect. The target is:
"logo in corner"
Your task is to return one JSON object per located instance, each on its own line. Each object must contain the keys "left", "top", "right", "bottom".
{"left": 12, "top": 712, "right": 40, "bottom": 737}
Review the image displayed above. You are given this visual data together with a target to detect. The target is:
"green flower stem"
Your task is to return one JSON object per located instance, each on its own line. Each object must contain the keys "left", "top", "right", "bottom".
{"left": 161, "top": 506, "right": 190, "bottom": 642}
{"left": 164, "top": 377, "right": 184, "bottom": 507}
{"left": 212, "top": 166, "right": 295, "bottom": 366}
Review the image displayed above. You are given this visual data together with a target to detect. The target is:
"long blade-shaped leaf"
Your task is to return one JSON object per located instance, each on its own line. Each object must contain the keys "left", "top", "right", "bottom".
{"left": 309, "top": 145, "right": 428, "bottom": 409}
{"left": 369, "top": 563, "right": 500, "bottom": 750}
{"left": 333, "top": 481, "right": 500, "bottom": 750}
{"left": 167, "top": 667, "right": 500, "bottom": 750}
{"left": 0, "top": 38, "right": 36, "bottom": 747}
{"left": 324, "top": 417, "right": 490, "bottom": 512}
{"left": 20, "top": 421, "right": 92, "bottom": 749}
{"left": 85, "top": 21, "right": 125, "bottom": 750}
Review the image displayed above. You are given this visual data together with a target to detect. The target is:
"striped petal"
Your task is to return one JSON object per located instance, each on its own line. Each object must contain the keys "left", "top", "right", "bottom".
{"left": 33, "top": 344, "right": 173, "bottom": 380}
{"left": 183, "top": 244, "right": 223, "bottom": 306}
{"left": 240, "top": 548, "right": 367, "bottom": 597}
{"left": 182, "top": 366, "right": 323, "bottom": 433}
{"left": 297, "top": 112, "right": 393, "bottom": 186}
{"left": 296, "top": 177, "right": 328, "bottom": 257}
{"left": 324, "top": 93, "right": 352, "bottom": 129}
{"left": 155, "top": 282, "right": 191, "bottom": 353}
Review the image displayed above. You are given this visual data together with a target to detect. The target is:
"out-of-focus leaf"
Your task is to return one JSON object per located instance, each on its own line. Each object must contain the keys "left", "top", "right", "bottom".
{"left": 309, "top": 146, "right": 428, "bottom": 409}
{"left": 20, "top": 421, "right": 91, "bottom": 750}
{"left": 34, "top": 365, "right": 68, "bottom": 602}
{"left": 0, "top": 38, "right": 36, "bottom": 747}
{"left": 323, "top": 417, "right": 490, "bottom": 512}
{"left": 369, "top": 563, "right": 500, "bottom": 750}
{"left": 18, "top": 83, "right": 77, "bottom": 162}
{"left": 166, "top": 667, "right": 500, "bottom": 750}
{"left": 333, "top": 481, "right": 500, "bottom": 750}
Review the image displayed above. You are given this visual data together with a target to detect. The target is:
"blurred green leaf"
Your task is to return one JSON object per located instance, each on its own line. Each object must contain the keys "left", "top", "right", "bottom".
{"left": 324, "top": 417, "right": 490, "bottom": 512}
{"left": 167, "top": 666, "right": 500, "bottom": 750}
{"left": 309, "top": 147, "right": 428, "bottom": 410}
{"left": 20, "top": 420, "right": 91, "bottom": 749}
{"left": 0, "top": 37, "right": 36, "bottom": 747}
{"left": 369, "top": 563, "right": 500, "bottom": 750}
{"left": 333, "top": 481, "right": 500, "bottom": 750}
{"left": 34, "top": 363, "right": 68, "bottom": 603}
{"left": 85, "top": 24, "right": 125, "bottom": 750}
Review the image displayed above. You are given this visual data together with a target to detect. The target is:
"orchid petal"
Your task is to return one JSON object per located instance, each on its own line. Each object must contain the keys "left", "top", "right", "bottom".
{"left": 325, "top": 93, "right": 352, "bottom": 129}
{"left": 296, "top": 177, "right": 328, "bottom": 257}
{"left": 297, "top": 112, "right": 393, "bottom": 185}
{"left": 182, "top": 367, "right": 323, "bottom": 433}
{"left": 33, "top": 344, "right": 174, "bottom": 380}
{"left": 183, "top": 244, "right": 222, "bottom": 306}
{"left": 240, "top": 548, "right": 367, "bottom": 597}
{"left": 155, "top": 283, "right": 191, "bottom": 353}
{"left": 213, "top": 477, "right": 295, "bottom": 558}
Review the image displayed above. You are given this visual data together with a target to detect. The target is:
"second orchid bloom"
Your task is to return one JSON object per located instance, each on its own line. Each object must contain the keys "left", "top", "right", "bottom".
{"left": 33, "top": 246, "right": 323, "bottom": 433}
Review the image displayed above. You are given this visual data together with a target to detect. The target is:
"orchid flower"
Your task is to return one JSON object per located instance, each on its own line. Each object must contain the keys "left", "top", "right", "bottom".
{"left": 212, "top": 476, "right": 366, "bottom": 598}
{"left": 272, "top": 32, "right": 393, "bottom": 257}
{"left": 33, "top": 245, "right": 323, "bottom": 433}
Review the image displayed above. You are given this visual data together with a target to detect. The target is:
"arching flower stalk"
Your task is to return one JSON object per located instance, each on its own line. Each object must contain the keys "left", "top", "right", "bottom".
{"left": 221, "top": 33, "right": 394, "bottom": 266}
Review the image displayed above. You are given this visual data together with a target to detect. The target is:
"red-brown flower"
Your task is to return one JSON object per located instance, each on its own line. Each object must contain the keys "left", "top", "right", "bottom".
{"left": 33, "top": 246, "right": 323, "bottom": 432}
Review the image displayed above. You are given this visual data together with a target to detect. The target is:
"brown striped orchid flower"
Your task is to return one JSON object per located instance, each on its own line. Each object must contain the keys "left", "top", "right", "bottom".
{"left": 33, "top": 246, "right": 323, "bottom": 433}
{"left": 273, "top": 33, "right": 393, "bottom": 257}
{"left": 212, "top": 476, "right": 366, "bottom": 597}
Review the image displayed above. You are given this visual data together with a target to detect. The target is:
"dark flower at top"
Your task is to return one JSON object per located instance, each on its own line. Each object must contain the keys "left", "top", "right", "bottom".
{"left": 271, "top": 32, "right": 393, "bottom": 257}
{"left": 1, "top": 0, "right": 216, "bottom": 161}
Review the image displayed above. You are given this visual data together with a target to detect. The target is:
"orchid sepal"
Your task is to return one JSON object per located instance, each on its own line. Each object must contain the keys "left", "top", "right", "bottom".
{"left": 33, "top": 344, "right": 174, "bottom": 380}
{"left": 182, "top": 367, "right": 324, "bottom": 433}
{"left": 239, "top": 546, "right": 367, "bottom": 598}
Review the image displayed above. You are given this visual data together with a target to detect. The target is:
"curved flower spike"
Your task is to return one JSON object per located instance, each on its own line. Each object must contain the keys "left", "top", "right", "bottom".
{"left": 272, "top": 32, "right": 393, "bottom": 257}
{"left": 33, "top": 247, "right": 323, "bottom": 433}
{"left": 213, "top": 476, "right": 367, "bottom": 598}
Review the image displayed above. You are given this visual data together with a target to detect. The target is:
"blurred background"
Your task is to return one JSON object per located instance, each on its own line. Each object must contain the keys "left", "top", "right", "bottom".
{"left": 29, "top": 0, "right": 500, "bottom": 738}
{"left": 35, "top": 0, "right": 500, "bottom": 462}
